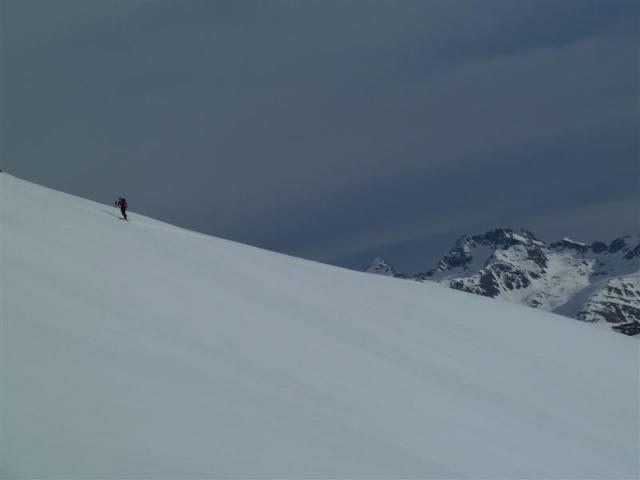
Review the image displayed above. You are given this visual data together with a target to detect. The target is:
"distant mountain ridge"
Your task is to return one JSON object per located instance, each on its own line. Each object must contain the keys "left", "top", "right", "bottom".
{"left": 366, "top": 228, "right": 640, "bottom": 335}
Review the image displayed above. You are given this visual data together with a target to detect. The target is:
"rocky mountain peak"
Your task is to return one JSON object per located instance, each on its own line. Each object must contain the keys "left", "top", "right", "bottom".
{"left": 365, "top": 257, "right": 401, "bottom": 277}
{"left": 608, "top": 237, "right": 627, "bottom": 253}
{"left": 365, "top": 228, "right": 640, "bottom": 335}
{"left": 470, "top": 228, "right": 540, "bottom": 248}
{"left": 426, "top": 228, "right": 545, "bottom": 277}
{"left": 549, "top": 237, "right": 590, "bottom": 253}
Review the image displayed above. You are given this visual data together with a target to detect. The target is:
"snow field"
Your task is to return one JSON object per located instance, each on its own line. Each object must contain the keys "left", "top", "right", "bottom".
{"left": 1, "top": 173, "right": 638, "bottom": 478}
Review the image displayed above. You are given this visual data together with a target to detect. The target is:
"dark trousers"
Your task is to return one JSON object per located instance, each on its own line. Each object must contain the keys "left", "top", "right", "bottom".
{"left": 120, "top": 207, "right": 127, "bottom": 219}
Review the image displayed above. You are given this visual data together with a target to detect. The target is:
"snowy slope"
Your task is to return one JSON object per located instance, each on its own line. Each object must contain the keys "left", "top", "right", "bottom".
{"left": 370, "top": 228, "right": 640, "bottom": 335}
{"left": 1, "top": 173, "right": 638, "bottom": 478}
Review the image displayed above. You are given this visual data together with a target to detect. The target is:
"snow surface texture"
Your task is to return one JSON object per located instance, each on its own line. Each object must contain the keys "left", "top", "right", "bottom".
{"left": 1, "top": 173, "right": 639, "bottom": 478}
{"left": 370, "top": 229, "right": 640, "bottom": 335}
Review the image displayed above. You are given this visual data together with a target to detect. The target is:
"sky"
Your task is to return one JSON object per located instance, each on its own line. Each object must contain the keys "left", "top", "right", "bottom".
{"left": 2, "top": 0, "right": 638, "bottom": 273}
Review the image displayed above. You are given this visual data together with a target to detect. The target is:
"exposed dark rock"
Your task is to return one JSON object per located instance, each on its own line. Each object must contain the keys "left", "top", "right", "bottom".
{"left": 448, "top": 279, "right": 469, "bottom": 293}
{"left": 478, "top": 271, "right": 501, "bottom": 297}
{"left": 579, "top": 303, "right": 640, "bottom": 324}
{"left": 490, "top": 264, "right": 531, "bottom": 291}
{"left": 608, "top": 238, "right": 626, "bottom": 253}
{"left": 414, "top": 270, "right": 435, "bottom": 280}
{"left": 471, "top": 228, "right": 534, "bottom": 249}
{"left": 623, "top": 243, "right": 640, "bottom": 260}
{"left": 440, "top": 245, "right": 473, "bottom": 269}
{"left": 591, "top": 241, "right": 608, "bottom": 253}
{"left": 520, "top": 229, "right": 540, "bottom": 240}
{"left": 549, "top": 238, "right": 589, "bottom": 253}
{"left": 365, "top": 258, "right": 406, "bottom": 278}
{"left": 527, "top": 246, "right": 548, "bottom": 269}
{"left": 612, "top": 321, "right": 640, "bottom": 336}
{"left": 607, "top": 286, "right": 624, "bottom": 296}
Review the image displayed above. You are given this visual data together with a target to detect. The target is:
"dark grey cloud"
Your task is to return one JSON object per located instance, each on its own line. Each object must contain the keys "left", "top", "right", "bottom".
{"left": 2, "top": 0, "right": 638, "bottom": 272}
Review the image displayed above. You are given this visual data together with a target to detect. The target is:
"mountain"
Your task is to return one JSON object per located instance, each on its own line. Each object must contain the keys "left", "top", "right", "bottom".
{"left": 1, "top": 173, "right": 638, "bottom": 478}
{"left": 366, "top": 228, "right": 640, "bottom": 335}
{"left": 364, "top": 257, "right": 406, "bottom": 277}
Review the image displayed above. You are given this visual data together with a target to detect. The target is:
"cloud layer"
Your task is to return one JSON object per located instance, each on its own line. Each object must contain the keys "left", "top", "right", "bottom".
{"left": 2, "top": 0, "right": 638, "bottom": 271}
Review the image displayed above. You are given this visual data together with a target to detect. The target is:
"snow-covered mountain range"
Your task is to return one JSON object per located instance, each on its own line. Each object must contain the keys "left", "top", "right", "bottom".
{"left": 367, "top": 228, "right": 640, "bottom": 335}
{"left": 2, "top": 173, "right": 638, "bottom": 478}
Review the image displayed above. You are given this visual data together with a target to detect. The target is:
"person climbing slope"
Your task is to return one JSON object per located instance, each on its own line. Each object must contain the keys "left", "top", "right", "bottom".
{"left": 115, "top": 196, "right": 128, "bottom": 220}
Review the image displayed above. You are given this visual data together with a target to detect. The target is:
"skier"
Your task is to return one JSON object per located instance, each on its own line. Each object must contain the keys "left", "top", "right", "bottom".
{"left": 115, "top": 196, "right": 128, "bottom": 220}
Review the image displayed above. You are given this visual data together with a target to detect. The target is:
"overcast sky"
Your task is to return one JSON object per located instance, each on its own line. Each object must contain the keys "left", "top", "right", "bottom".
{"left": 2, "top": 0, "right": 638, "bottom": 272}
